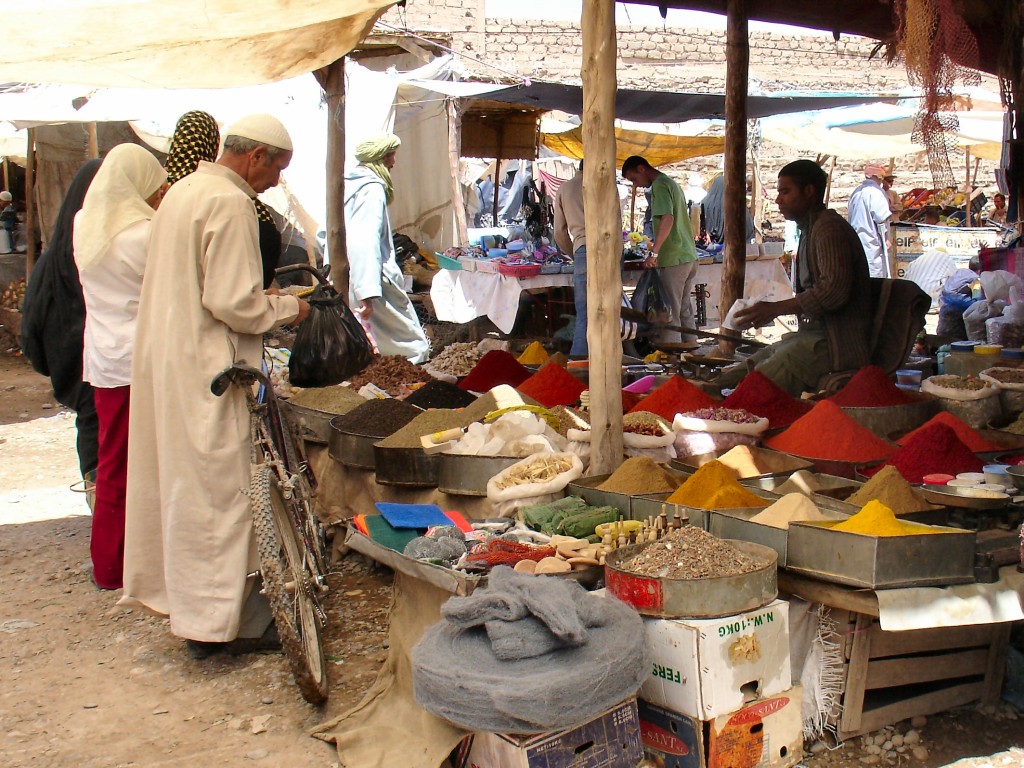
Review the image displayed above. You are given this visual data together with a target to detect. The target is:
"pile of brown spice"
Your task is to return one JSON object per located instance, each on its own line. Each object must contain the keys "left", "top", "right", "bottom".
{"left": 597, "top": 456, "right": 678, "bottom": 495}
{"left": 846, "top": 465, "right": 935, "bottom": 514}
{"left": 288, "top": 385, "right": 366, "bottom": 414}
{"left": 619, "top": 526, "right": 768, "bottom": 580}
{"left": 347, "top": 355, "right": 433, "bottom": 396}
{"left": 376, "top": 409, "right": 471, "bottom": 449}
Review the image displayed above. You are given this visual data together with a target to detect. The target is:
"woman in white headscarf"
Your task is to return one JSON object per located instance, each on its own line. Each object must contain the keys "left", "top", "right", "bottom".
{"left": 74, "top": 142, "right": 167, "bottom": 590}
{"left": 345, "top": 133, "right": 429, "bottom": 363}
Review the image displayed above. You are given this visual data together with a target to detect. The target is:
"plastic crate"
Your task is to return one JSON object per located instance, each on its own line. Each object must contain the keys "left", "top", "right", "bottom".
{"left": 498, "top": 262, "right": 542, "bottom": 278}
{"left": 475, "top": 258, "right": 502, "bottom": 274}
{"left": 540, "top": 262, "right": 563, "bottom": 275}
{"left": 436, "top": 252, "right": 462, "bottom": 271}
{"left": 561, "top": 264, "right": 575, "bottom": 274}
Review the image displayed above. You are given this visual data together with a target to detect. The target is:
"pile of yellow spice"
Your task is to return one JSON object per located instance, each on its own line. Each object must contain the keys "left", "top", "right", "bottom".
{"left": 667, "top": 460, "right": 770, "bottom": 510}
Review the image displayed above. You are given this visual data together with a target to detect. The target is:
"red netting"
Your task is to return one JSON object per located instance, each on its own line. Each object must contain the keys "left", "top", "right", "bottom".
{"left": 466, "top": 539, "right": 556, "bottom": 567}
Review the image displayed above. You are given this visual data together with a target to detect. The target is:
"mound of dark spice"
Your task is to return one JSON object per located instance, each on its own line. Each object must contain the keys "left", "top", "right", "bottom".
{"left": 330, "top": 397, "right": 421, "bottom": 438}
{"left": 404, "top": 379, "right": 478, "bottom": 410}
{"left": 347, "top": 355, "right": 433, "bottom": 396}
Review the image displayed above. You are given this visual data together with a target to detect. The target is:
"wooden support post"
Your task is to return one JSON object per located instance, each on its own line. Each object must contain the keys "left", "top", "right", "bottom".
{"left": 965, "top": 146, "right": 972, "bottom": 227}
{"left": 720, "top": 0, "right": 749, "bottom": 340}
{"left": 492, "top": 158, "right": 503, "bottom": 225}
{"left": 2, "top": 157, "right": 8, "bottom": 192}
{"left": 750, "top": 154, "right": 763, "bottom": 242}
{"left": 581, "top": 0, "right": 624, "bottom": 475}
{"left": 629, "top": 184, "right": 637, "bottom": 233}
{"left": 314, "top": 59, "right": 348, "bottom": 297}
{"left": 24, "top": 128, "right": 36, "bottom": 280}
{"left": 447, "top": 99, "right": 469, "bottom": 246}
{"left": 824, "top": 156, "right": 836, "bottom": 206}
{"left": 86, "top": 123, "right": 99, "bottom": 159}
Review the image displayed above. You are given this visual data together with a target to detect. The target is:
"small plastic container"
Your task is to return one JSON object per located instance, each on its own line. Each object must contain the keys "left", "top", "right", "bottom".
{"left": 955, "top": 472, "right": 986, "bottom": 484}
{"left": 923, "top": 473, "right": 955, "bottom": 485}
{"left": 895, "top": 369, "right": 923, "bottom": 386}
{"left": 1000, "top": 348, "right": 1024, "bottom": 362}
{"left": 983, "top": 464, "right": 1010, "bottom": 485}
{"left": 975, "top": 344, "right": 1003, "bottom": 355}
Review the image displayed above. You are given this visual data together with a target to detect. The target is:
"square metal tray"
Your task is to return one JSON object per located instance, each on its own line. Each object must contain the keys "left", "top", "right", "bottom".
{"left": 631, "top": 493, "right": 708, "bottom": 530}
{"left": 785, "top": 520, "right": 977, "bottom": 589}
{"left": 709, "top": 505, "right": 850, "bottom": 566}
{"left": 567, "top": 467, "right": 688, "bottom": 520}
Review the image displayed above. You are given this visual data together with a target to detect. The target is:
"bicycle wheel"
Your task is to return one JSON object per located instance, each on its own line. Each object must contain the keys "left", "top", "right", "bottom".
{"left": 251, "top": 466, "right": 329, "bottom": 704}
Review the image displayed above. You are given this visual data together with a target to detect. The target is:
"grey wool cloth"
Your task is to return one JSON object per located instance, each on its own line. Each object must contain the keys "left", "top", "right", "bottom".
{"left": 411, "top": 566, "right": 649, "bottom": 733}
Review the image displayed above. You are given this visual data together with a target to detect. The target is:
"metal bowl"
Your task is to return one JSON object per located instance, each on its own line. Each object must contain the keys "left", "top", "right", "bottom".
{"left": 328, "top": 416, "right": 379, "bottom": 469}
{"left": 1004, "top": 465, "right": 1024, "bottom": 493}
{"left": 840, "top": 395, "right": 938, "bottom": 439}
{"left": 603, "top": 538, "right": 777, "bottom": 619}
{"left": 920, "top": 483, "right": 1011, "bottom": 510}
{"left": 280, "top": 400, "right": 334, "bottom": 444}
{"left": 437, "top": 453, "right": 522, "bottom": 496}
{"left": 373, "top": 444, "right": 440, "bottom": 487}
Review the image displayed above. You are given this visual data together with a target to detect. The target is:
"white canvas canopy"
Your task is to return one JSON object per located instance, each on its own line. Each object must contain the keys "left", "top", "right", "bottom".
{"left": 0, "top": 0, "right": 396, "bottom": 88}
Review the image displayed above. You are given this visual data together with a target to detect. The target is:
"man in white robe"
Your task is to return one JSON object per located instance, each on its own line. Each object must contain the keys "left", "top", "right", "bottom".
{"left": 120, "top": 114, "right": 309, "bottom": 657}
{"left": 345, "top": 134, "right": 430, "bottom": 363}
{"left": 847, "top": 163, "right": 893, "bottom": 278}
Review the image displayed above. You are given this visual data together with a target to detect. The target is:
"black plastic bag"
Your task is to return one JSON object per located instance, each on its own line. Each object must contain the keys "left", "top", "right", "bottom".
{"left": 289, "top": 286, "right": 375, "bottom": 388}
{"left": 631, "top": 268, "right": 672, "bottom": 325}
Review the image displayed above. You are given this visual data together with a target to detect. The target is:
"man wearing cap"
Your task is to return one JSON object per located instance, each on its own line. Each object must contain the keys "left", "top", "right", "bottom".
{"left": 345, "top": 133, "right": 429, "bottom": 363}
{"left": 847, "top": 163, "right": 893, "bottom": 278}
{"left": 0, "top": 190, "right": 17, "bottom": 248}
{"left": 121, "top": 114, "right": 310, "bottom": 658}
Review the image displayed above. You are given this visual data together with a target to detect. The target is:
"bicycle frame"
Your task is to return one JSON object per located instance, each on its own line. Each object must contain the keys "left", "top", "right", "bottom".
{"left": 211, "top": 362, "right": 328, "bottom": 591}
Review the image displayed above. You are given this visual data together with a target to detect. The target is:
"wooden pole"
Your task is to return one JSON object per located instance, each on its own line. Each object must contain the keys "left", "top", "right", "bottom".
{"left": 24, "top": 128, "right": 37, "bottom": 280}
{"left": 749, "top": 154, "right": 763, "bottom": 242}
{"left": 629, "top": 184, "right": 637, "bottom": 232}
{"left": 447, "top": 99, "right": 469, "bottom": 246}
{"left": 720, "top": 0, "right": 749, "bottom": 342}
{"left": 2, "top": 157, "right": 8, "bottom": 192}
{"left": 313, "top": 59, "right": 348, "bottom": 296}
{"left": 965, "top": 147, "right": 972, "bottom": 228}
{"left": 86, "top": 123, "right": 99, "bottom": 159}
{"left": 824, "top": 156, "right": 836, "bottom": 206}
{"left": 492, "top": 158, "right": 503, "bottom": 225}
{"left": 581, "top": 0, "right": 623, "bottom": 474}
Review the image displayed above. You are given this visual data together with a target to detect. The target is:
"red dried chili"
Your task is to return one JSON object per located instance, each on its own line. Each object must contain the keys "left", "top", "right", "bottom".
{"left": 458, "top": 350, "right": 532, "bottom": 392}
{"left": 721, "top": 371, "right": 811, "bottom": 429}
{"left": 897, "top": 410, "right": 1003, "bottom": 453}
{"left": 828, "top": 365, "right": 917, "bottom": 407}
{"left": 867, "top": 422, "right": 984, "bottom": 484}
{"left": 765, "top": 399, "right": 897, "bottom": 463}
{"left": 628, "top": 375, "right": 716, "bottom": 421}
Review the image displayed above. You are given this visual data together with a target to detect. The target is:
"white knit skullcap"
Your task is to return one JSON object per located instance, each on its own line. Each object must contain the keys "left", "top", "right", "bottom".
{"left": 225, "top": 113, "right": 293, "bottom": 152}
{"left": 0, "top": 191, "right": 11, "bottom": 202}
{"left": 864, "top": 163, "right": 886, "bottom": 178}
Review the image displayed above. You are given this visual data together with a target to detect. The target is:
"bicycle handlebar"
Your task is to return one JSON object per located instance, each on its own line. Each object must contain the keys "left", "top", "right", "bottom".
{"left": 210, "top": 362, "right": 273, "bottom": 397}
{"left": 274, "top": 263, "right": 332, "bottom": 286}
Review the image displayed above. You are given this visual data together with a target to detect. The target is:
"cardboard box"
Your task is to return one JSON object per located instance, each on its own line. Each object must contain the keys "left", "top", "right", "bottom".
{"left": 639, "top": 599, "right": 791, "bottom": 719}
{"left": 638, "top": 699, "right": 704, "bottom": 768}
{"left": 466, "top": 698, "right": 642, "bottom": 768}
{"left": 706, "top": 687, "right": 803, "bottom": 768}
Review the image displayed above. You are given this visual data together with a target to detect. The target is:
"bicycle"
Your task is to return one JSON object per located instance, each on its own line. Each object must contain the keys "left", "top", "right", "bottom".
{"left": 211, "top": 361, "right": 330, "bottom": 704}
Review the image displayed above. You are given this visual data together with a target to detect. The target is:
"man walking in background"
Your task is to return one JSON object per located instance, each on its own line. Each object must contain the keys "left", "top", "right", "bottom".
{"left": 621, "top": 155, "right": 699, "bottom": 348}
{"left": 847, "top": 163, "right": 892, "bottom": 278}
{"left": 553, "top": 161, "right": 588, "bottom": 357}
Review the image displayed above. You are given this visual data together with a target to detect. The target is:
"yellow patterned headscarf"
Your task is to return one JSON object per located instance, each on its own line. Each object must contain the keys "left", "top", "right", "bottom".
{"left": 354, "top": 134, "right": 400, "bottom": 203}
{"left": 165, "top": 110, "right": 220, "bottom": 185}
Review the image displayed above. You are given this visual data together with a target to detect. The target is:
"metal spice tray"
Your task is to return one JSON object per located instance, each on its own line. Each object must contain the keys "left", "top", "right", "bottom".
{"left": 567, "top": 467, "right": 689, "bottom": 521}
{"left": 709, "top": 505, "right": 850, "bottom": 567}
{"left": 785, "top": 520, "right": 977, "bottom": 589}
{"left": 437, "top": 453, "right": 522, "bottom": 496}
{"left": 671, "top": 446, "right": 813, "bottom": 480}
{"left": 280, "top": 400, "right": 333, "bottom": 444}
{"left": 373, "top": 444, "right": 440, "bottom": 487}
{"left": 631, "top": 494, "right": 707, "bottom": 531}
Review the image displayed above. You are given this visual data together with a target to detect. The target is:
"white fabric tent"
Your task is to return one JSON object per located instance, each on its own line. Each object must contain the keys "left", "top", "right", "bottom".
{"left": 0, "top": 0, "right": 396, "bottom": 88}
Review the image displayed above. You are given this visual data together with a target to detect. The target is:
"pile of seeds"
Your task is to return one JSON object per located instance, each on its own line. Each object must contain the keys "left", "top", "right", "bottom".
{"left": 428, "top": 342, "right": 482, "bottom": 377}
{"left": 288, "top": 385, "right": 366, "bottom": 414}
{"left": 404, "top": 379, "right": 477, "bottom": 410}
{"left": 376, "top": 409, "right": 471, "bottom": 449}
{"left": 927, "top": 374, "right": 989, "bottom": 391}
{"left": 622, "top": 412, "right": 671, "bottom": 435}
{"left": 618, "top": 527, "right": 767, "bottom": 580}
{"left": 330, "top": 398, "right": 421, "bottom": 439}
{"left": 347, "top": 355, "right": 433, "bottom": 396}
{"left": 982, "top": 367, "right": 1024, "bottom": 384}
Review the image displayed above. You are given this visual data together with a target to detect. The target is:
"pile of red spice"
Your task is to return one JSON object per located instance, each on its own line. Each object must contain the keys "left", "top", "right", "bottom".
{"left": 828, "top": 365, "right": 917, "bottom": 407}
{"left": 765, "top": 400, "right": 897, "bottom": 463}
{"left": 628, "top": 375, "right": 716, "bottom": 421}
{"left": 866, "top": 422, "right": 984, "bottom": 484}
{"left": 721, "top": 371, "right": 811, "bottom": 429}
{"left": 897, "top": 410, "right": 1003, "bottom": 453}
{"left": 621, "top": 390, "right": 642, "bottom": 412}
{"left": 516, "top": 361, "right": 586, "bottom": 407}
{"left": 458, "top": 350, "right": 531, "bottom": 392}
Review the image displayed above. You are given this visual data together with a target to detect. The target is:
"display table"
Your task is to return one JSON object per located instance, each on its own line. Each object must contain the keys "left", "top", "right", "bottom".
{"left": 429, "top": 259, "right": 793, "bottom": 334}
{"left": 779, "top": 570, "right": 1014, "bottom": 740}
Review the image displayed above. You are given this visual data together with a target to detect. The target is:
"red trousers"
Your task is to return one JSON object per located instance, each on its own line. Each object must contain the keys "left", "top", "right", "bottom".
{"left": 92, "top": 386, "right": 130, "bottom": 590}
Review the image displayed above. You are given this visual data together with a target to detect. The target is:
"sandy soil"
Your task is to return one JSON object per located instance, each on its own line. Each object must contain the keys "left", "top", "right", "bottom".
{"left": 1, "top": 353, "right": 1023, "bottom": 768}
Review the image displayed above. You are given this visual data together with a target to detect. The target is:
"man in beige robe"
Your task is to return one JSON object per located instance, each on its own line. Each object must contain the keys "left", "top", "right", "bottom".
{"left": 120, "top": 114, "right": 309, "bottom": 657}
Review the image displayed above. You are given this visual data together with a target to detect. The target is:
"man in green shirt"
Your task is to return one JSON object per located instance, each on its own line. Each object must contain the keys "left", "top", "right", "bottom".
{"left": 621, "top": 155, "right": 699, "bottom": 347}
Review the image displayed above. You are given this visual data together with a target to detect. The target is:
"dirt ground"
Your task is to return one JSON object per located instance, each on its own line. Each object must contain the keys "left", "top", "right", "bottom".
{"left": 1, "top": 352, "right": 1024, "bottom": 768}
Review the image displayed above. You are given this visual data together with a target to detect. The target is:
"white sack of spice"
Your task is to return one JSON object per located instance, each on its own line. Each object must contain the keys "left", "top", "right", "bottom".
{"left": 486, "top": 452, "right": 584, "bottom": 517}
